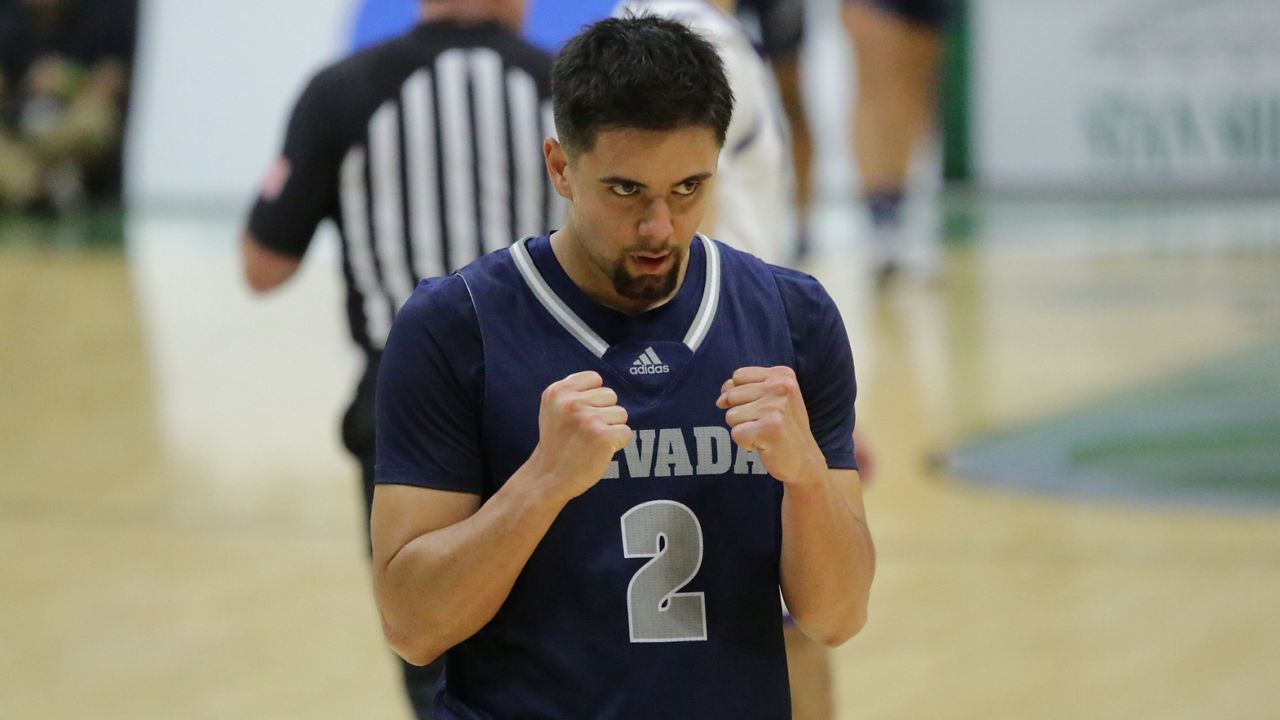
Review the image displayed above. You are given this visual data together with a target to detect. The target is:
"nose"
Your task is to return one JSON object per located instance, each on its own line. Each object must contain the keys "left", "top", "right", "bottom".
{"left": 637, "top": 198, "right": 673, "bottom": 240}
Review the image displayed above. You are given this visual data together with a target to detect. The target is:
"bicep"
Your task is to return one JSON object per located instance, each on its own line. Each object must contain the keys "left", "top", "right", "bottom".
{"left": 371, "top": 484, "right": 481, "bottom": 572}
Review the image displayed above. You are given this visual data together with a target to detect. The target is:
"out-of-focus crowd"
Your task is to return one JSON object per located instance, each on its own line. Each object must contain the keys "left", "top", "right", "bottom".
{"left": 0, "top": 0, "right": 136, "bottom": 213}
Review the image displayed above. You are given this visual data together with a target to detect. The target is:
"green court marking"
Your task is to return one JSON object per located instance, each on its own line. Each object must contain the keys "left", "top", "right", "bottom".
{"left": 0, "top": 206, "right": 126, "bottom": 249}
{"left": 947, "top": 340, "right": 1280, "bottom": 511}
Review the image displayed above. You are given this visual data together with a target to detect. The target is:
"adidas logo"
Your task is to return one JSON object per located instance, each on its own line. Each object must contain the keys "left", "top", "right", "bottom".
{"left": 629, "top": 346, "right": 671, "bottom": 376}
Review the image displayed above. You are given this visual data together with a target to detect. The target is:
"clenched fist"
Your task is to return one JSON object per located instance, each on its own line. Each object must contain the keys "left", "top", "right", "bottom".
{"left": 528, "top": 371, "right": 631, "bottom": 501}
{"left": 717, "top": 366, "right": 827, "bottom": 486}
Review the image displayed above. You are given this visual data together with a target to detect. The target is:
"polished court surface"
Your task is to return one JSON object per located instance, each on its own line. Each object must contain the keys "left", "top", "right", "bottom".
{"left": 2, "top": 196, "right": 1279, "bottom": 718}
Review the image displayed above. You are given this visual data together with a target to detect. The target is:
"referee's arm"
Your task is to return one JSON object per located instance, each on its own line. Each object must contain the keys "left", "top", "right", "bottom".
{"left": 242, "top": 73, "right": 343, "bottom": 293}
{"left": 242, "top": 235, "right": 301, "bottom": 293}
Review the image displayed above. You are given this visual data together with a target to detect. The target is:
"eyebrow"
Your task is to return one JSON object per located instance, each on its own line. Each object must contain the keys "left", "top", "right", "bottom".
{"left": 597, "top": 172, "right": 714, "bottom": 189}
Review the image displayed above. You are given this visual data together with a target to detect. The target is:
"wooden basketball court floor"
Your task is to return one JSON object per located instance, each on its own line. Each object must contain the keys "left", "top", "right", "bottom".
{"left": 2, "top": 195, "right": 1278, "bottom": 719}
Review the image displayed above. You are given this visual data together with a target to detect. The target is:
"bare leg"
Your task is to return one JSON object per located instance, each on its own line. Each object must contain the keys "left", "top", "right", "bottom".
{"left": 770, "top": 55, "right": 814, "bottom": 247}
{"left": 844, "top": 1, "right": 942, "bottom": 279}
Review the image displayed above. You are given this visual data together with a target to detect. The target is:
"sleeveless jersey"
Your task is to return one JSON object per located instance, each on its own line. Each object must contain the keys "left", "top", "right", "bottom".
{"left": 442, "top": 234, "right": 793, "bottom": 718}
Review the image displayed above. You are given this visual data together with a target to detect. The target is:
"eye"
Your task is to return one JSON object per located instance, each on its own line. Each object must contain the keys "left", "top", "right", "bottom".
{"left": 609, "top": 183, "right": 640, "bottom": 197}
{"left": 673, "top": 181, "right": 702, "bottom": 196}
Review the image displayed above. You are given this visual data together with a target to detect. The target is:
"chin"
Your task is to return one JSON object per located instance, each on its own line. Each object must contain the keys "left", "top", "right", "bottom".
{"left": 616, "top": 275, "right": 678, "bottom": 303}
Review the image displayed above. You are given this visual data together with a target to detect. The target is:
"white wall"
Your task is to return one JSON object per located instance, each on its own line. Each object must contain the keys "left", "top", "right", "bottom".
{"left": 126, "top": 0, "right": 353, "bottom": 208}
{"left": 124, "top": 0, "right": 871, "bottom": 209}
{"left": 974, "top": 0, "right": 1280, "bottom": 190}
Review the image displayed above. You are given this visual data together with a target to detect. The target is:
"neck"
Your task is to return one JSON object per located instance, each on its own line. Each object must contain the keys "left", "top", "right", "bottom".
{"left": 549, "top": 224, "right": 692, "bottom": 316}
{"left": 420, "top": 1, "right": 520, "bottom": 32}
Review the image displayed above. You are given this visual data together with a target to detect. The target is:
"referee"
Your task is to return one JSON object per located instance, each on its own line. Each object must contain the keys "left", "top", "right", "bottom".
{"left": 240, "top": 1, "right": 557, "bottom": 717}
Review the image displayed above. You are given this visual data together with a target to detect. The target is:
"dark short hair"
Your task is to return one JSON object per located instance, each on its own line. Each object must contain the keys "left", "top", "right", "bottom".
{"left": 552, "top": 14, "right": 735, "bottom": 156}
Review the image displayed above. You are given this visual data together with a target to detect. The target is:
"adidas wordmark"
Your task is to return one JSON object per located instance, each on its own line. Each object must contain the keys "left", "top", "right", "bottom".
{"left": 629, "top": 346, "right": 670, "bottom": 375}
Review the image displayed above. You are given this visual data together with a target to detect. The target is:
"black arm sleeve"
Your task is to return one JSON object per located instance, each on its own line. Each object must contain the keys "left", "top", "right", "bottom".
{"left": 245, "top": 71, "right": 345, "bottom": 258}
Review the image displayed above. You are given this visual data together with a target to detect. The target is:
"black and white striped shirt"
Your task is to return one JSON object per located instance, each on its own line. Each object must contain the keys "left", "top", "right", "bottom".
{"left": 248, "top": 20, "right": 561, "bottom": 354}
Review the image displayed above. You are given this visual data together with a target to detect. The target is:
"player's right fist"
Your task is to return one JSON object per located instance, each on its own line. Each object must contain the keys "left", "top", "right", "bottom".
{"left": 529, "top": 371, "right": 631, "bottom": 501}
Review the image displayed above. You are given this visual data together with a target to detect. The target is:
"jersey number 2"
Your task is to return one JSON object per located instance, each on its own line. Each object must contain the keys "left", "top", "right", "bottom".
{"left": 620, "top": 500, "right": 708, "bottom": 643}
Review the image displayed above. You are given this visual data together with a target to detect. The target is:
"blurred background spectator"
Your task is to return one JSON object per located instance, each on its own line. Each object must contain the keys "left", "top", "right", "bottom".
{"left": 0, "top": 0, "right": 137, "bottom": 213}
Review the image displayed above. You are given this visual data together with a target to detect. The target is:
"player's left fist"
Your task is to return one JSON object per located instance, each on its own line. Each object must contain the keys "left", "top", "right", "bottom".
{"left": 716, "top": 366, "right": 827, "bottom": 486}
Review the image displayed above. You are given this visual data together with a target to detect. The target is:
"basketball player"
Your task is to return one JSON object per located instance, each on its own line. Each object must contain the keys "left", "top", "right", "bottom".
{"left": 725, "top": 0, "right": 948, "bottom": 280}
{"left": 371, "top": 15, "right": 874, "bottom": 717}
{"left": 732, "top": 0, "right": 814, "bottom": 258}
{"left": 613, "top": 0, "right": 791, "bottom": 264}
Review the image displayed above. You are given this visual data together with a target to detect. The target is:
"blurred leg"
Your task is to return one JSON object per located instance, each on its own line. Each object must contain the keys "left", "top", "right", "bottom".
{"left": 843, "top": 1, "right": 942, "bottom": 279}
{"left": 739, "top": 0, "right": 814, "bottom": 258}
{"left": 845, "top": 1, "right": 940, "bottom": 195}
{"left": 770, "top": 55, "right": 813, "bottom": 226}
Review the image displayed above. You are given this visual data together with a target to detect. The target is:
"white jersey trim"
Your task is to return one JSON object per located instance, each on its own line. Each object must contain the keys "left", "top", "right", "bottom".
{"left": 510, "top": 238, "right": 610, "bottom": 358}
{"left": 683, "top": 234, "right": 720, "bottom": 353}
{"left": 509, "top": 234, "right": 721, "bottom": 358}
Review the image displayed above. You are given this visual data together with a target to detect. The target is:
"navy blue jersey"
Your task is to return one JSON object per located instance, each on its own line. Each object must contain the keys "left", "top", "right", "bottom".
{"left": 377, "top": 234, "right": 857, "bottom": 719}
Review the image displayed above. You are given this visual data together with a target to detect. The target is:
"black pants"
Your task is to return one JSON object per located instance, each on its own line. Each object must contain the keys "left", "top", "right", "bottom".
{"left": 343, "top": 357, "right": 444, "bottom": 719}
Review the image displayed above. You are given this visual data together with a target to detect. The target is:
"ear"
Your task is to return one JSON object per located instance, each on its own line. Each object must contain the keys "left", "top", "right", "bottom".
{"left": 544, "top": 137, "right": 573, "bottom": 201}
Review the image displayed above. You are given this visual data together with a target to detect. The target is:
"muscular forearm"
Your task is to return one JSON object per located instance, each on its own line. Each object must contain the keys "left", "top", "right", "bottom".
{"left": 375, "top": 467, "right": 568, "bottom": 665}
{"left": 779, "top": 471, "right": 875, "bottom": 646}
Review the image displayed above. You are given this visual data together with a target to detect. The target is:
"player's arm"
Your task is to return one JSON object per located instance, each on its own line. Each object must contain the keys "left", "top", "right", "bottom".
{"left": 777, "top": 464, "right": 873, "bottom": 646}
{"left": 370, "top": 282, "right": 630, "bottom": 665}
{"left": 372, "top": 390, "right": 609, "bottom": 665}
{"left": 241, "top": 234, "right": 302, "bottom": 292}
{"left": 718, "top": 368, "right": 873, "bottom": 646}
{"left": 241, "top": 70, "right": 342, "bottom": 293}
{"left": 719, "top": 274, "right": 873, "bottom": 646}
{"left": 371, "top": 468, "right": 563, "bottom": 666}
{"left": 374, "top": 371, "right": 630, "bottom": 666}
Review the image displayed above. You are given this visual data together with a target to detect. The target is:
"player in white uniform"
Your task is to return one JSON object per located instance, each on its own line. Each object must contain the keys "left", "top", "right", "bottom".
{"left": 614, "top": 0, "right": 792, "bottom": 265}
{"left": 612, "top": 3, "right": 854, "bottom": 718}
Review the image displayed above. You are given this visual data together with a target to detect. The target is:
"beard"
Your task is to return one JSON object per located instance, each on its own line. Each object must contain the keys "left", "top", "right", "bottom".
{"left": 608, "top": 246, "right": 684, "bottom": 304}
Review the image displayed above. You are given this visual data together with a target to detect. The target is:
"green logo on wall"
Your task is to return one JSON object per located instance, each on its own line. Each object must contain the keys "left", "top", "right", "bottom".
{"left": 1084, "top": 92, "right": 1280, "bottom": 173}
